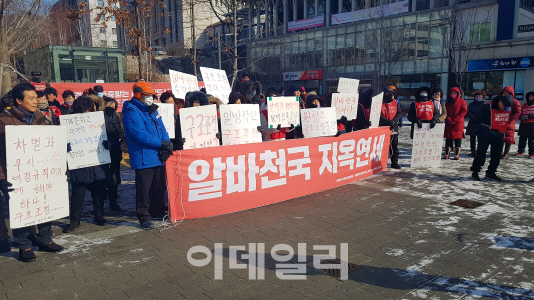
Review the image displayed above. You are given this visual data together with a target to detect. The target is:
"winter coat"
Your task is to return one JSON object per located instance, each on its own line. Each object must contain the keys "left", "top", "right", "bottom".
{"left": 104, "top": 109, "right": 124, "bottom": 162}
{"left": 122, "top": 98, "right": 170, "bottom": 170}
{"left": 518, "top": 102, "right": 534, "bottom": 138}
{"left": 69, "top": 163, "right": 113, "bottom": 185}
{"left": 408, "top": 88, "right": 440, "bottom": 139}
{"left": 444, "top": 87, "right": 467, "bottom": 140}
{"left": 472, "top": 101, "right": 505, "bottom": 139}
{"left": 379, "top": 99, "right": 402, "bottom": 133}
{"left": 465, "top": 100, "right": 485, "bottom": 136}
{"left": 434, "top": 100, "right": 447, "bottom": 122}
{"left": 59, "top": 104, "right": 73, "bottom": 115}
{"left": 501, "top": 86, "right": 521, "bottom": 144}
{"left": 0, "top": 107, "right": 50, "bottom": 181}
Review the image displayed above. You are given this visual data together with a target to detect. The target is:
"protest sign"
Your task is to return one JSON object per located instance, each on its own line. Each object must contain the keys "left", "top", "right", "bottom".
{"left": 220, "top": 104, "right": 262, "bottom": 145}
{"left": 157, "top": 103, "right": 175, "bottom": 139}
{"left": 266, "top": 96, "right": 301, "bottom": 128}
{"left": 6, "top": 126, "right": 69, "bottom": 229}
{"left": 331, "top": 93, "right": 359, "bottom": 120}
{"left": 166, "top": 127, "right": 391, "bottom": 220}
{"left": 169, "top": 70, "right": 199, "bottom": 100}
{"left": 301, "top": 107, "right": 338, "bottom": 138}
{"left": 200, "top": 67, "right": 232, "bottom": 104}
{"left": 369, "top": 92, "right": 384, "bottom": 128}
{"left": 180, "top": 104, "right": 220, "bottom": 150}
{"left": 411, "top": 123, "right": 445, "bottom": 168}
{"left": 337, "top": 77, "right": 360, "bottom": 94}
{"left": 59, "top": 111, "right": 111, "bottom": 170}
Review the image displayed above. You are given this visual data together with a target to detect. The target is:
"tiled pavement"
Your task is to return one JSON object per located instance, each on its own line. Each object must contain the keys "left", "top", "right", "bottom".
{"left": 1, "top": 129, "right": 534, "bottom": 300}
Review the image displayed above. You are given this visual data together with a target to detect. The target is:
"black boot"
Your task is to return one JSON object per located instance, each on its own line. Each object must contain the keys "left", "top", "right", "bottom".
{"left": 39, "top": 242, "right": 64, "bottom": 253}
{"left": 390, "top": 162, "right": 401, "bottom": 169}
{"left": 471, "top": 172, "right": 480, "bottom": 181}
{"left": 485, "top": 172, "right": 502, "bottom": 181}
{"left": 63, "top": 222, "right": 80, "bottom": 233}
{"left": 19, "top": 249, "right": 36, "bottom": 262}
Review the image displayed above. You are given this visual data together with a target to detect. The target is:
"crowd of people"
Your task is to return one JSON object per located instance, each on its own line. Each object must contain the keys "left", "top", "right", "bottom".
{"left": 0, "top": 71, "right": 532, "bottom": 262}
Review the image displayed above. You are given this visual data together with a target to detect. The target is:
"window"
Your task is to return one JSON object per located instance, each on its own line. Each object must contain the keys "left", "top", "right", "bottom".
{"left": 97, "top": 0, "right": 104, "bottom": 7}
{"left": 112, "top": 41, "right": 118, "bottom": 48}
{"left": 112, "top": 28, "right": 116, "bottom": 35}
{"left": 99, "top": 27, "right": 106, "bottom": 34}
{"left": 416, "top": 0, "right": 430, "bottom": 10}
{"left": 100, "top": 40, "right": 107, "bottom": 47}
{"left": 469, "top": 22, "right": 491, "bottom": 43}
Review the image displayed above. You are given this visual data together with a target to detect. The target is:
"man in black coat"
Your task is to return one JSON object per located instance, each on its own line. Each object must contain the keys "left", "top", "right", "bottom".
{"left": 103, "top": 97, "right": 124, "bottom": 211}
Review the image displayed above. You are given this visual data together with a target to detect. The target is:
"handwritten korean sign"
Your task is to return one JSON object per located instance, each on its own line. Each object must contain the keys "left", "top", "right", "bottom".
{"left": 59, "top": 111, "right": 111, "bottom": 170}
{"left": 6, "top": 125, "right": 69, "bottom": 229}
{"left": 220, "top": 104, "right": 262, "bottom": 145}
{"left": 337, "top": 77, "right": 360, "bottom": 94}
{"left": 169, "top": 70, "right": 199, "bottom": 100}
{"left": 369, "top": 92, "right": 384, "bottom": 128}
{"left": 411, "top": 123, "right": 445, "bottom": 168}
{"left": 180, "top": 104, "right": 220, "bottom": 150}
{"left": 301, "top": 107, "right": 338, "bottom": 138}
{"left": 267, "top": 96, "right": 301, "bottom": 128}
{"left": 200, "top": 67, "right": 232, "bottom": 104}
{"left": 157, "top": 103, "right": 175, "bottom": 139}
{"left": 331, "top": 93, "right": 359, "bottom": 120}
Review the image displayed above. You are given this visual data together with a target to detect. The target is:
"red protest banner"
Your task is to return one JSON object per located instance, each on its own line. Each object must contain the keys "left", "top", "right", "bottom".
{"left": 165, "top": 127, "right": 391, "bottom": 221}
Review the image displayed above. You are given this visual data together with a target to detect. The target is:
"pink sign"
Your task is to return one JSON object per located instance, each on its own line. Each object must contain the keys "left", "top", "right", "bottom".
{"left": 288, "top": 16, "right": 324, "bottom": 31}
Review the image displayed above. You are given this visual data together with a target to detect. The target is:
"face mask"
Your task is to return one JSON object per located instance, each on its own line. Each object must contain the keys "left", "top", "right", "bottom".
{"left": 32, "top": 77, "right": 41, "bottom": 83}
{"left": 504, "top": 107, "right": 511, "bottom": 112}
{"left": 104, "top": 106, "right": 116, "bottom": 116}
{"left": 65, "top": 100, "right": 74, "bottom": 106}
{"left": 450, "top": 94, "right": 458, "bottom": 99}
{"left": 97, "top": 92, "right": 104, "bottom": 98}
{"left": 420, "top": 93, "right": 428, "bottom": 100}
{"left": 475, "top": 96, "right": 483, "bottom": 101}
{"left": 383, "top": 94, "right": 393, "bottom": 103}
{"left": 143, "top": 95, "right": 153, "bottom": 106}
{"left": 37, "top": 101, "right": 49, "bottom": 110}
{"left": 528, "top": 99, "right": 534, "bottom": 106}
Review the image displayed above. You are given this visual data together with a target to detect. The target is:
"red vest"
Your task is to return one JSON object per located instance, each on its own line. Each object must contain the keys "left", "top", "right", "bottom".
{"left": 415, "top": 101, "right": 434, "bottom": 121}
{"left": 261, "top": 110, "right": 286, "bottom": 140}
{"left": 30, "top": 81, "right": 46, "bottom": 92}
{"left": 520, "top": 103, "right": 534, "bottom": 123}
{"left": 360, "top": 103, "right": 371, "bottom": 120}
{"left": 381, "top": 101, "right": 397, "bottom": 120}
{"left": 490, "top": 109, "right": 510, "bottom": 133}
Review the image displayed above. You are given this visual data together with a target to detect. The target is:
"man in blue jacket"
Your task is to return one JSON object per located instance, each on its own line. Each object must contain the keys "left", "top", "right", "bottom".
{"left": 123, "top": 81, "right": 173, "bottom": 229}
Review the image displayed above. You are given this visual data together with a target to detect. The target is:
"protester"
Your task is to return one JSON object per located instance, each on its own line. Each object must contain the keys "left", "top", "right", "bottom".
{"left": 37, "top": 91, "right": 60, "bottom": 125}
{"left": 29, "top": 71, "right": 46, "bottom": 92}
{"left": 59, "top": 90, "right": 75, "bottom": 115}
{"left": 103, "top": 97, "right": 124, "bottom": 211}
{"left": 408, "top": 86, "right": 439, "bottom": 138}
{"left": 287, "top": 84, "right": 305, "bottom": 109}
{"left": 443, "top": 87, "right": 467, "bottom": 160}
{"left": 500, "top": 86, "right": 521, "bottom": 159}
{"left": 241, "top": 80, "right": 262, "bottom": 104}
{"left": 228, "top": 91, "right": 246, "bottom": 104}
{"left": 45, "top": 87, "right": 61, "bottom": 108}
{"left": 381, "top": 86, "right": 403, "bottom": 169}
{"left": 160, "top": 91, "right": 186, "bottom": 150}
{"left": 122, "top": 81, "right": 171, "bottom": 229}
{"left": 470, "top": 95, "right": 513, "bottom": 181}
{"left": 94, "top": 85, "right": 105, "bottom": 98}
{"left": 260, "top": 100, "right": 294, "bottom": 142}
{"left": 265, "top": 87, "right": 280, "bottom": 98}
{"left": 0, "top": 83, "right": 64, "bottom": 261}
{"left": 208, "top": 96, "right": 222, "bottom": 111}
{"left": 323, "top": 92, "right": 348, "bottom": 135}
{"left": 466, "top": 91, "right": 486, "bottom": 157}
{"left": 64, "top": 96, "right": 114, "bottom": 233}
{"left": 353, "top": 89, "right": 373, "bottom": 131}
{"left": 431, "top": 88, "right": 447, "bottom": 123}
{"left": 516, "top": 91, "right": 534, "bottom": 158}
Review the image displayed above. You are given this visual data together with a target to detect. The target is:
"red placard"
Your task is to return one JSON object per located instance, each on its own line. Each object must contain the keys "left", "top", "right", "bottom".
{"left": 166, "top": 127, "right": 391, "bottom": 221}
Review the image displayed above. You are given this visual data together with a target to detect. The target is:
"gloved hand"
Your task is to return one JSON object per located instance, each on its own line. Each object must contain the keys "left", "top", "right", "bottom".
{"left": 0, "top": 180, "right": 13, "bottom": 202}
{"left": 398, "top": 120, "right": 403, "bottom": 128}
{"left": 521, "top": 115, "right": 529, "bottom": 121}
{"left": 340, "top": 116, "right": 348, "bottom": 125}
{"left": 289, "top": 124, "right": 295, "bottom": 130}
{"left": 335, "top": 131, "right": 343, "bottom": 137}
{"left": 276, "top": 124, "right": 282, "bottom": 131}
{"left": 160, "top": 140, "right": 173, "bottom": 153}
{"left": 67, "top": 143, "right": 72, "bottom": 152}
{"left": 430, "top": 120, "right": 436, "bottom": 129}
{"left": 158, "top": 150, "right": 171, "bottom": 162}
{"left": 216, "top": 132, "right": 221, "bottom": 139}
{"left": 257, "top": 126, "right": 264, "bottom": 132}
{"left": 417, "top": 120, "right": 423, "bottom": 129}
{"left": 102, "top": 140, "right": 111, "bottom": 150}
{"left": 180, "top": 138, "right": 186, "bottom": 145}
{"left": 446, "top": 117, "right": 455, "bottom": 125}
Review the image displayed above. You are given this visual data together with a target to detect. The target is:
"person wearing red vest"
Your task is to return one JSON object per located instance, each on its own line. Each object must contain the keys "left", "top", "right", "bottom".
{"left": 259, "top": 98, "right": 295, "bottom": 141}
{"left": 408, "top": 86, "right": 440, "bottom": 139}
{"left": 517, "top": 91, "right": 534, "bottom": 158}
{"left": 353, "top": 89, "right": 373, "bottom": 131}
{"left": 381, "top": 86, "right": 402, "bottom": 169}
{"left": 444, "top": 87, "right": 467, "bottom": 160}
{"left": 29, "top": 71, "right": 46, "bottom": 92}
{"left": 470, "top": 95, "right": 513, "bottom": 181}
{"left": 500, "top": 86, "right": 521, "bottom": 159}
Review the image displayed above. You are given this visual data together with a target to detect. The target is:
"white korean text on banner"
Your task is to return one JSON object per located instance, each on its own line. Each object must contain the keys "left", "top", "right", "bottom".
{"left": 337, "top": 78, "right": 360, "bottom": 94}
{"left": 59, "top": 111, "right": 111, "bottom": 170}
{"left": 411, "top": 123, "right": 445, "bottom": 168}
{"left": 169, "top": 70, "right": 199, "bottom": 100}
{"left": 266, "top": 96, "right": 301, "bottom": 129}
{"left": 6, "top": 126, "right": 69, "bottom": 229}
{"left": 200, "top": 67, "right": 232, "bottom": 104}
{"left": 369, "top": 92, "right": 384, "bottom": 128}
{"left": 301, "top": 107, "right": 338, "bottom": 138}
{"left": 180, "top": 104, "right": 219, "bottom": 150}
{"left": 157, "top": 103, "right": 175, "bottom": 139}
{"left": 331, "top": 93, "right": 359, "bottom": 120}
{"left": 220, "top": 104, "right": 262, "bottom": 145}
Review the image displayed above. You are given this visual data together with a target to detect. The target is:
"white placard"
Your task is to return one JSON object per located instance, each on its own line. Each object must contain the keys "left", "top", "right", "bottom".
{"left": 220, "top": 104, "right": 262, "bottom": 145}
{"left": 266, "top": 96, "right": 301, "bottom": 129}
{"left": 331, "top": 93, "right": 359, "bottom": 120}
{"left": 337, "top": 77, "right": 360, "bottom": 94}
{"left": 301, "top": 107, "right": 338, "bottom": 138}
{"left": 169, "top": 69, "right": 198, "bottom": 100}
{"left": 6, "top": 125, "right": 69, "bottom": 229}
{"left": 179, "top": 104, "right": 219, "bottom": 149}
{"left": 411, "top": 123, "right": 445, "bottom": 168}
{"left": 59, "top": 111, "right": 111, "bottom": 170}
{"left": 369, "top": 92, "right": 384, "bottom": 128}
{"left": 157, "top": 103, "right": 175, "bottom": 139}
{"left": 200, "top": 67, "right": 232, "bottom": 104}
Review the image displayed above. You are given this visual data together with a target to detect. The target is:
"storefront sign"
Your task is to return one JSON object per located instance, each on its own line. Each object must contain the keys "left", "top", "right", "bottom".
{"left": 283, "top": 70, "right": 323, "bottom": 81}
{"left": 518, "top": 24, "right": 534, "bottom": 33}
{"left": 331, "top": 0, "right": 409, "bottom": 26}
{"left": 468, "top": 57, "right": 534, "bottom": 71}
{"left": 288, "top": 15, "right": 324, "bottom": 31}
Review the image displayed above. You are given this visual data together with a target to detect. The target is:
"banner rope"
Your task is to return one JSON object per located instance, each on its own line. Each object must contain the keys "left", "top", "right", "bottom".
{"left": 157, "top": 151, "right": 186, "bottom": 232}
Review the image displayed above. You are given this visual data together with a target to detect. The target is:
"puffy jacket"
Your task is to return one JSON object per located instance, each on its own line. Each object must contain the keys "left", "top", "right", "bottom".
{"left": 104, "top": 110, "right": 125, "bottom": 162}
{"left": 122, "top": 98, "right": 170, "bottom": 170}
{"left": 444, "top": 87, "right": 467, "bottom": 140}
{"left": 465, "top": 100, "right": 485, "bottom": 136}
{"left": 69, "top": 164, "right": 113, "bottom": 185}
{"left": 501, "top": 86, "right": 521, "bottom": 144}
